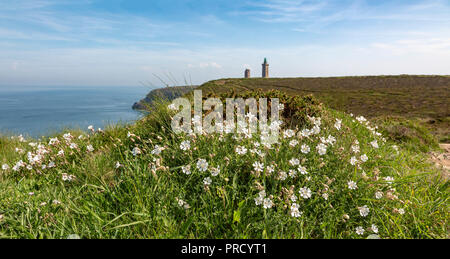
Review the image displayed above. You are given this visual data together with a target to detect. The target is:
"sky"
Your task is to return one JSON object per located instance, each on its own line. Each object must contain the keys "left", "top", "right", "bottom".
{"left": 0, "top": 0, "right": 449, "bottom": 87}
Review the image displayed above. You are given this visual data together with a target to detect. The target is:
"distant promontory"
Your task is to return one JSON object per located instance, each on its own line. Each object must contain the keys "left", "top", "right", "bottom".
{"left": 132, "top": 85, "right": 197, "bottom": 110}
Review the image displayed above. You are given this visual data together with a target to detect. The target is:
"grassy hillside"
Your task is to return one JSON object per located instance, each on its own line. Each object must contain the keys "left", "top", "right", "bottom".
{"left": 199, "top": 75, "right": 450, "bottom": 142}
{"left": 0, "top": 91, "right": 448, "bottom": 239}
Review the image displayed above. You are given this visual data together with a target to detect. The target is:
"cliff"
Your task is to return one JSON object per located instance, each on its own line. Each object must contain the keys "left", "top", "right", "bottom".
{"left": 132, "top": 85, "right": 197, "bottom": 110}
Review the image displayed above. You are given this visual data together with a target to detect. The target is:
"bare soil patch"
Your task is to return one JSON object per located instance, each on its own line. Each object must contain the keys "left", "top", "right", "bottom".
{"left": 430, "top": 144, "right": 450, "bottom": 179}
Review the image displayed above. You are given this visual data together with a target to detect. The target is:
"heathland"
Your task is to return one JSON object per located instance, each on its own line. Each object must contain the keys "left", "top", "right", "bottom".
{"left": 0, "top": 75, "right": 448, "bottom": 239}
{"left": 198, "top": 75, "right": 450, "bottom": 143}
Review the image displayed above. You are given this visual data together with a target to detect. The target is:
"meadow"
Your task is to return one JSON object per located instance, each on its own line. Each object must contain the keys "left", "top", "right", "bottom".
{"left": 0, "top": 89, "right": 448, "bottom": 239}
{"left": 199, "top": 75, "right": 450, "bottom": 143}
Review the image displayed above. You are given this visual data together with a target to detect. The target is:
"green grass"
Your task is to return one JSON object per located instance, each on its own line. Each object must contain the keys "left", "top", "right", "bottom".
{"left": 198, "top": 75, "right": 450, "bottom": 143}
{"left": 0, "top": 91, "right": 448, "bottom": 239}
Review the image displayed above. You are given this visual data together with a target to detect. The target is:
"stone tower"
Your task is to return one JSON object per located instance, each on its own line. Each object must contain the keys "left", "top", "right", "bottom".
{"left": 262, "top": 58, "right": 269, "bottom": 78}
{"left": 244, "top": 69, "right": 251, "bottom": 78}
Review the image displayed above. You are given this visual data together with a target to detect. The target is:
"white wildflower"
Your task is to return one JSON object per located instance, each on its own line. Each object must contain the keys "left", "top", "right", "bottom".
{"left": 356, "top": 116, "right": 367, "bottom": 123}
{"left": 370, "top": 140, "right": 379, "bottom": 149}
{"left": 348, "top": 180, "right": 357, "bottom": 190}
{"left": 132, "top": 147, "right": 142, "bottom": 156}
{"left": 176, "top": 198, "right": 190, "bottom": 209}
{"left": 210, "top": 167, "right": 220, "bottom": 177}
{"left": 290, "top": 194, "right": 297, "bottom": 202}
{"left": 62, "top": 173, "right": 74, "bottom": 182}
{"left": 115, "top": 162, "right": 122, "bottom": 169}
{"left": 309, "top": 116, "right": 321, "bottom": 127}
{"left": 326, "top": 135, "right": 336, "bottom": 145}
{"left": 151, "top": 145, "right": 164, "bottom": 155}
{"left": 182, "top": 165, "right": 191, "bottom": 175}
{"left": 300, "top": 128, "right": 311, "bottom": 138}
{"left": 18, "top": 135, "right": 25, "bottom": 142}
{"left": 278, "top": 171, "right": 287, "bottom": 181}
{"left": 371, "top": 224, "right": 378, "bottom": 233}
{"left": 316, "top": 143, "right": 327, "bottom": 156}
{"left": 266, "top": 165, "right": 275, "bottom": 175}
{"left": 252, "top": 161, "right": 264, "bottom": 173}
{"left": 289, "top": 169, "right": 297, "bottom": 178}
{"left": 356, "top": 226, "right": 365, "bottom": 235}
{"left": 63, "top": 133, "right": 73, "bottom": 142}
{"left": 48, "top": 137, "right": 59, "bottom": 146}
{"left": 300, "top": 144, "right": 310, "bottom": 154}
{"left": 290, "top": 203, "right": 302, "bottom": 217}
{"left": 86, "top": 145, "right": 94, "bottom": 152}
{"left": 263, "top": 198, "right": 273, "bottom": 209}
{"left": 297, "top": 165, "right": 308, "bottom": 175}
{"left": 235, "top": 146, "right": 247, "bottom": 155}
{"left": 289, "top": 158, "right": 300, "bottom": 166}
{"left": 311, "top": 125, "right": 321, "bottom": 135}
{"left": 283, "top": 129, "right": 295, "bottom": 138}
{"left": 360, "top": 154, "right": 368, "bottom": 163}
{"left": 12, "top": 160, "right": 25, "bottom": 171}
{"left": 334, "top": 119, "right": 342, "bottom": 130}
{"left": 351, "top": 144, "right": 360, "bottom": 153}
{"left": 384, "top": 176, "right": 394, "bottom": 184}
{"left": 289, "top": 139, "right": 299, "bottom": 147}
{"left": 374, "top": 191, "right": 383, "bottom": 199}
{"left": 299, "top": 187, "right": 312, "bottom": 199}
{"left": 203, "top": 177, "right": 212, "bottom": 186}
{"left": 180, "top": 140, "right": 190, "bottom": 151}
{"left": 358, "top": 205, "right": 370, "bottom": 217}
{"left": 254, "top": 190, "right": 266, "bottom": 205}
{"left": 350, "top": 156, "right": 358, "bottom": 165}
{"left": 197, "top": 159, "right": 209, "bottom": 172}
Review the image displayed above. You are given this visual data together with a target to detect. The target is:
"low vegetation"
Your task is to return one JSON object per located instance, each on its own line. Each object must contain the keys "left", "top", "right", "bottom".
{"left": 199, "top": 75, "right": 450, "bottom": 143}
{"left": 0, "top": 90, "right": 448, "bottom": 239}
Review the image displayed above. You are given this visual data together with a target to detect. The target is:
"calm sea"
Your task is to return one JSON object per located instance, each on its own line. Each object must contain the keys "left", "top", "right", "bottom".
{"left": 0, "top": 86, "right": 151, "bottom": 138}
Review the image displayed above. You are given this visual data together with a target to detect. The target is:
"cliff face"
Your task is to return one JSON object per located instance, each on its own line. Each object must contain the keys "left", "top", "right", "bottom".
{"left": 132, "top": 85, "right": 197, "bottom": 110}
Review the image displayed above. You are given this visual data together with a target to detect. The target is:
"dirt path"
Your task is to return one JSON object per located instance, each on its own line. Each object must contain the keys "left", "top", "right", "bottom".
{"left": 430, "top": 144, "right": 450, "bottom": 180}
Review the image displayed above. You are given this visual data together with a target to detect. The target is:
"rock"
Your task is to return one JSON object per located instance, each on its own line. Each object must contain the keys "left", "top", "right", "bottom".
{"left": 367, "top": 234, "right": 381, "bottom": 239}
{"left": 67, "top": 234, "right": 81, "bottom": 239}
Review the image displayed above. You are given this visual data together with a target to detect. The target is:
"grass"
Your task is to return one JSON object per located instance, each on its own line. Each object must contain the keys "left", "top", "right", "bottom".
{"left": 0, "top": 91, "right": 448, "bottom": 239}
{"left": 198, "top": 75, "right": 450, "bottom": 143}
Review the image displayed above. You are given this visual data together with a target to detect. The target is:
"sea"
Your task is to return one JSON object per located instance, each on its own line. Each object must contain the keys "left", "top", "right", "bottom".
{"left": 0, "top": 86, "right": 152, "bottom": 138}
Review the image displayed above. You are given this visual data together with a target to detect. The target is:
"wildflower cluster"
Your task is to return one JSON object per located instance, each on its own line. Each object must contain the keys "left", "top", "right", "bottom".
{"left": 1, "top": 126, "right": 103, "bottom": 182}
{"left": 122, "top": 100, "right": 409, "bottom": 239}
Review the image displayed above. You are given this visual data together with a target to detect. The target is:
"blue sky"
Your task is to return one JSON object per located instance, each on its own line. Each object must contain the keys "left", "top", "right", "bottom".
{"left": 1, "top": 0, "right": 449, "bottom": 87}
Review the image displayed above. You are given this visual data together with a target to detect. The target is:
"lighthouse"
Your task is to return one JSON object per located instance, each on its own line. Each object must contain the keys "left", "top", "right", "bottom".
{"left": 262, "top": 58, "right": 269, "bottom": 78}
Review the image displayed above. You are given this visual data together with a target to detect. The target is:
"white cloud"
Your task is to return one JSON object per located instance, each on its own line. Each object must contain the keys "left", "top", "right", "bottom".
{"left": 189, "top": 62, "right": 223, "bottom": 69}
{"left": 371, "top": 38, "right": 450, "bottom": 55}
